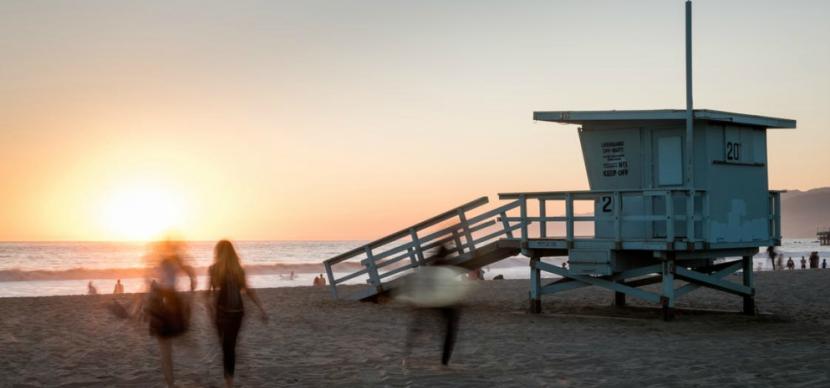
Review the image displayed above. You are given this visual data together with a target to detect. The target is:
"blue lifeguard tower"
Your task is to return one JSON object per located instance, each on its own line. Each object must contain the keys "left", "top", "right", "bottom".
{"left": 323, "top": 1, "right": 795, "bottom": 319}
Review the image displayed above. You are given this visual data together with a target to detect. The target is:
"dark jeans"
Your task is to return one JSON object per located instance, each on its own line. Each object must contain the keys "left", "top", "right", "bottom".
{"left": 216, "top": 312, "right": 244, "bottom": 377}
{"left": 405, "top": 306, "right": 460, "bottom": 365}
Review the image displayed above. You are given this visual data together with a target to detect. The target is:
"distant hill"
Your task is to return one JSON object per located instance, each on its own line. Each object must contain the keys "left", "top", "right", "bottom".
{"left": 781, "top": 187, "right": 830, "bottom": 238}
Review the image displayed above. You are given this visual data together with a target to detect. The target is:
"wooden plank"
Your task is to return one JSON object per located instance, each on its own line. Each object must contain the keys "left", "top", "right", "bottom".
{"left": 674, "top": 265, "right": 752, "bottom": 296}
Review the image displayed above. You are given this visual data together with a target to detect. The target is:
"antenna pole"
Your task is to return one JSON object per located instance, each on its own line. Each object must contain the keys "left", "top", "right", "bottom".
{"left": 684, "top": 1, "right": 696, "bottom": 242}
{"left": 685, "top": 1, "right": 694, "bottom": 190}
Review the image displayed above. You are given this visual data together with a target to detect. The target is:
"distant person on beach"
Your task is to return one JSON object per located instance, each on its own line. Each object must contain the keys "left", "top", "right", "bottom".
{"left": 809, "top": 252, "right": 819, "bottom": 269}
{"left": 823, "top": 259, "right": 827, "bottom": 269}
{"left": 801, "top": 257, "right": 807, "bottom": 269}
{"left": 313, "top": 275, "right": 321, "bottom": 286}
{"left": 777, "top": 254, "right": 783, "bottom": 271}
{"left": 319, "top": 273, "right": 326, "bottom": 286}
{"left": 113, "top": 279, "right": 125, "bottom": 294}
{"left": 144, "top": 239, "right": 196, "bottom": 388}
{"left": 787, "top": 257, "right": 795, "bottom": 270}
{"left": 207, "top": 240, "right": 268, "bottom": 388}
{"left": 87, "top": 281, "right": 97, "bottom": 295}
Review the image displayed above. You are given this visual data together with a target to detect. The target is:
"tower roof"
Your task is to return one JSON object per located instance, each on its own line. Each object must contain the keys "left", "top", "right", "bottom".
{"left": 534, "top": 109, "right": 796, "bottom": 129}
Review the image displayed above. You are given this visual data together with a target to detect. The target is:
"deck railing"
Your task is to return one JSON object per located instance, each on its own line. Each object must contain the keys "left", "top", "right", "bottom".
{"left": 498, "top": 189, "right": 709, "bottom": 247}
{"left": 322, "top": 197, "right": 524, "bottom": 299}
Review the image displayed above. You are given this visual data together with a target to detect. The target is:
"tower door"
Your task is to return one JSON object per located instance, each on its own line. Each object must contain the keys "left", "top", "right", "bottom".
{"left": 653, "top": 130, "right": 683, "bottom": 187}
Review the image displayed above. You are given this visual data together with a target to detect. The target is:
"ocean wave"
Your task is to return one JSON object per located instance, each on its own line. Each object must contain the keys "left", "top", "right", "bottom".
{"left": 0, "top": 262, "right": 363, "bottom": 282}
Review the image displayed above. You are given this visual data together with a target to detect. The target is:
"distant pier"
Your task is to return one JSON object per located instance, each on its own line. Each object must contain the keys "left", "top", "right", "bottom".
{"left": 819, "top": 228, "right": 830, "bottom": 246}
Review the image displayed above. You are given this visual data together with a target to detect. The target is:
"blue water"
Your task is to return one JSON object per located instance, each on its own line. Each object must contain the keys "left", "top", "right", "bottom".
{"left": 0, "top": 239, "right": 827, "bottom": 297}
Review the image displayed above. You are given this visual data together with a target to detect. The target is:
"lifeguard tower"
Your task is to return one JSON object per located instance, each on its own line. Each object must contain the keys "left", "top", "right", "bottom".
{"left": 322, "top": 1, "right": 795, "bottom": 319}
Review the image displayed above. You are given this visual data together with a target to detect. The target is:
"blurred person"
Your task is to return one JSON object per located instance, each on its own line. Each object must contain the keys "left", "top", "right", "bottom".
{"left": 396, "top": 245, "right": 472, "bottom": 366}
{"left": 144, "top": 239, "right": 196, "bottom": 388}
{"left": 822, "top": 259, "right": 827, "bottom": 269}
{"left": 319, "top": 273, "right": 326, "bottom": 286}
{"left": 800, "top": 256, "right": 806, "bottom": 269}
{"left": 113, "top": 279, "right": 125, "bottom": 294}
{"left": 766, "top": 246, "right": 777, "bottom": 270}
{"left": 87, "top": 281, "right": 97, "bottom": 295}
{"left": 809, "top": 252, "right": 819, "bottom": 269}
{"left": 207, "top": 240, "right": 268, "bottom": 388}
{"left": 313, "top": 275, "right": 321, "bottom": 286}
{"left": 787, "top": 257, "right": 795, "bottom": 270}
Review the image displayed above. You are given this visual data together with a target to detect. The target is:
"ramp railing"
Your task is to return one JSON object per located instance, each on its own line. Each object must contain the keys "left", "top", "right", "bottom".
{"left": 323, "top": 196, "right": 523, "bottom": 299}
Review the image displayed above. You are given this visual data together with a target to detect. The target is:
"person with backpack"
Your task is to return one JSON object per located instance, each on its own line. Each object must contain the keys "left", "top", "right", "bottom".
{"left": 208, "top": 240, "right": 268, "bottom": 388}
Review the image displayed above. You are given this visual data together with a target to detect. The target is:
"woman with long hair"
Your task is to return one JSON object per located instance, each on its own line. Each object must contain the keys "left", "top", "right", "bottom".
{"left": 207, "top": 240, "right": 268, "bottom": 387}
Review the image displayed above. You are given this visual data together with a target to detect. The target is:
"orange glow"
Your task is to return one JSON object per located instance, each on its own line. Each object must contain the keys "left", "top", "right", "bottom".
{"left": 98, "top": 183, "right": 187, "bottom": 241}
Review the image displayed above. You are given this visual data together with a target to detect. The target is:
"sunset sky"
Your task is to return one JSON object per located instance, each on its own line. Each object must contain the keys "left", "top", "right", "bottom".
{"left": 1, "top": 0, "right": 828, "bottom": 241}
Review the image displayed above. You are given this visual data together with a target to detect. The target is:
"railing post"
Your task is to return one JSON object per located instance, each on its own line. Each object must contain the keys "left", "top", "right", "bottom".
{"left": 324, "top": 263, "right": 338, "bottom": 299}
{"left": 407, "top": 246, "right": 418, "bottom": 266}
{"left": 500, "top": 211, "right": 514, "bottom": 239}
{"left": 686, "top": 191, "right": 695, "bottom": 243}
{"left": 539, "top": 198, "right": 547, "bottom": 238}
{"left": 565, "top": 193, "right": 574, "bottom": 245}
{"left": 702, "top": 191, "right": 710, "bottom": 243}
{"left": 457, "top": 209, "right": 475, "bottom": 252}
{"left": 520, "top": 194, "right": 528, "bottom": 253}
{"left": 665, "top": 191, "right": 675, "bottom": 244}
{"left": 452, "top": 230, "right": 464, "bottom": 254}
{"left": 409, "top": 228, "right": 425, "bottom": 265}
{"left": 364, "top": 246, "right": 381, "bottom": 287}
{"left": 613, "top": 191, "right": 622, "bottom": 243}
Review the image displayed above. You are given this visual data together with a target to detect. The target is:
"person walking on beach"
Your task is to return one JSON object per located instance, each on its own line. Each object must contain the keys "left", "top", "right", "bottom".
{"left": 766, "top": 246, "right": 777, "bottom": 270}
{"left": 144, "top": 239, "right": 196, "bottom": 388}
{"left": 87, "top": 281, "right": 98, "bottom": 295}
{"left": 397, "top": 245, "right": 470, "bottom": 366}
{"left": 207, "top": 240, "right": 268, "bottom": 388}
{"left": 800, "top": 256, "right": 807, "bottom": 269}
{"left": 787, "top": 257, "right": 795, "bottom": 270}
{"left": 823, "top": 259, "right": 827, "bottom": 269}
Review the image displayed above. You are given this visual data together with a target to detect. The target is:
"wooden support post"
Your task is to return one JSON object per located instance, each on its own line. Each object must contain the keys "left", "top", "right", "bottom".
{"left": 410, "top": 228, "right": 425, "bottom": 265}
{"left": 661, "top": 260, "right": 675, "bottom": 321}
{"left": 324, "top": 264, "right": 338, "bottom": 299}
{"left": 614, "top": 291, "right": 626, "bottom": 307}
{"left": 364, "top": 247, "right": 381, "bottom": 288}
{"left": 539, "top": 199, "right": 547, "bottom": 238}
{"left": 452, "top": 231, "right": 463, "bottom": 254}
{"left": 530, "top": 254, "right": 542, "bottom": 314}
{"left": 458, "top": 210, "right": 475, "bottom": 253}
{"left": 520, "top": 194, "right": 528, "bottom": 255}
{"left": 742, "top": 255, "right": 756, "bottom": 315}
{"left": 565, "top": 194, "right": 574, "bottom": 247}
{"left": 613, "top": 191, "right": 622, "bottom": 243}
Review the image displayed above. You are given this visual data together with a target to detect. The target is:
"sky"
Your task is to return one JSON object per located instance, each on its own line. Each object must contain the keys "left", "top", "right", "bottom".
{"left": 0, "top": 0, "right": 828, "bottom": 241}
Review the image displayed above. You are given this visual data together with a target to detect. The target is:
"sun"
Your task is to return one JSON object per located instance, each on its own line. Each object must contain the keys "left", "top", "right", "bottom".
{"left": 100, "top": 185, "right": 186, "bottom": 241}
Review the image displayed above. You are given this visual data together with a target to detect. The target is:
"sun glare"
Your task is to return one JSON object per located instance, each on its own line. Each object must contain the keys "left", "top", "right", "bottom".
{"left": 101, "top": 185, "right": 186, "bottom": 241}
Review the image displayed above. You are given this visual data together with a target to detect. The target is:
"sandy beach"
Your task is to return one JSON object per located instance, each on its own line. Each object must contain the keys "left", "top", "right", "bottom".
{"left": 1, "top": 269, "right": 829, "bottom": 387}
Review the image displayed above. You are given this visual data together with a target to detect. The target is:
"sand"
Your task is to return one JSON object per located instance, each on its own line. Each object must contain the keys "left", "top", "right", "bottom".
{"left": 1, "top": 270, "right": 829, "bottom": 387}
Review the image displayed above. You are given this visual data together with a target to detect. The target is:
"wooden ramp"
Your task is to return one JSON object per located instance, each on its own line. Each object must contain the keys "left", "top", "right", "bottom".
{"left": 322, "top": 197, "right": 524, "bottom": 301}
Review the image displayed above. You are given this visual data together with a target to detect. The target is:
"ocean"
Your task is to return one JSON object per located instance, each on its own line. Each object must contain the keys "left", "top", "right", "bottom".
{"left": 0, "top": 239, "right": 827, "bottom": 298}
